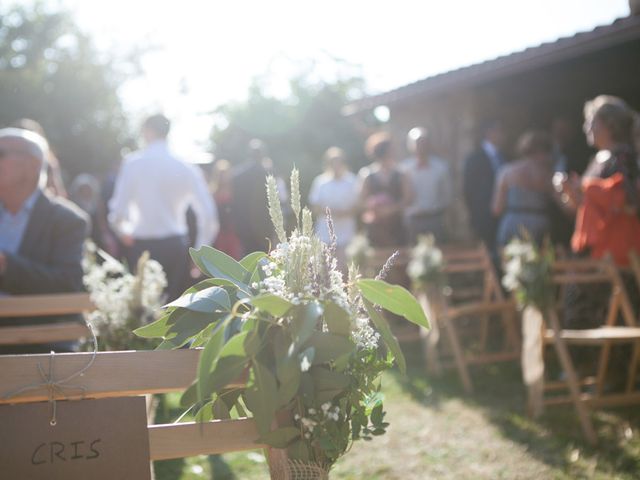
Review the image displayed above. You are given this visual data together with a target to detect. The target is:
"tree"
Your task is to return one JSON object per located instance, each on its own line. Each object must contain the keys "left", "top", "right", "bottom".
{"left": 210, "top": 69, "right": 370, "bottom": 196}
{"left": 0, "top": 2, "right": 135, "bottom": 178}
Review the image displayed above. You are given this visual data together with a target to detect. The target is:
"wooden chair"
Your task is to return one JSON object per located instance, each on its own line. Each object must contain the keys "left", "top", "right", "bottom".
{"left": 421, "top": 244, "right": 520, "bottom": 393}
{"left": 530, "top": 257, "right": 640, "bottom": 444}
{"left": 0, "top": 293, "right": 93, "bottom": 347}
{"left": 0, "top": 349, "right": 262, "bottom": 463}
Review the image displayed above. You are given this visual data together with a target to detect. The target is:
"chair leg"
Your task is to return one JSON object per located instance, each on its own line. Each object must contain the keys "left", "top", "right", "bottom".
{"left": 595, "top": 341, "right": 612, "bottom": 397}
{"left": 547, "top": 310, "right": 597, "bottom": 445}
{"left": 627, "top": 341, "right": 640, "bottom": 393}
{"left": 443, "top": 316, "right": 474, "bottom": 393}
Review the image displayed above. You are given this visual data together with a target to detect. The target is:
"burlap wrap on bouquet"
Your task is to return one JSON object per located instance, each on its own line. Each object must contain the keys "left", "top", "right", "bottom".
{"left": 521, "top": 305, "right": 545, "bottom": 417}
{"left": 268, "top": 448, "right": 329, "bottom": 480}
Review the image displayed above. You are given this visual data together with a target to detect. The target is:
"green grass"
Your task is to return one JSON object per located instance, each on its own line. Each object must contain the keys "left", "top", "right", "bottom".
{"left": 153, "top": 342, "right": 640, "bottom": 479}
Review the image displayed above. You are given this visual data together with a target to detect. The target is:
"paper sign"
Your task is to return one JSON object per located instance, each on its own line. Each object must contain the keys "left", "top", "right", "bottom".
{"left": 0, "top": 396, "right": 151, "bottom": 480}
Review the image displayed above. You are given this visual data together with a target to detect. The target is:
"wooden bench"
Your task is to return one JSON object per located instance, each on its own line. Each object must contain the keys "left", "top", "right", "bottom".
{"left": 0, "top": 349, "right": 262, "bottom": 462}
{"left": 0, "top": 293, "right": 93, "bottom": 346}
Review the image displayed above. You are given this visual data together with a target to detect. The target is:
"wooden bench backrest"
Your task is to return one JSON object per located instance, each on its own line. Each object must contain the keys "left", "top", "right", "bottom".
{"left": 0, "top": 349, "right": 261, "bottom": 460}
{"left": 0, "top": 293, "right": 94, "bottom": 346}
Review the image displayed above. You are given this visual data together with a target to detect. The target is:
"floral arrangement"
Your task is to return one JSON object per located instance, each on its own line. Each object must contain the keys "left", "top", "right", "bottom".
{"left": 406, "top": 235, "right": 445, "bottom": 289}
{"left": 136, "top": 169, "right": 429, "bottom": 476}
{"left": 501, "top": 237, "right": 555, "bottom": 310}
{"left": 83, "top": 242, "right": 167, "bottom": 351}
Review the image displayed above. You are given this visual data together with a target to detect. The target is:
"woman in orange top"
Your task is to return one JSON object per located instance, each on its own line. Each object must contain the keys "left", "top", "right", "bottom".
{"left": 559, "top": 95, "right": 640, "bottom": 267}
{"left": 558, "top": 95, "right": 640, "bottom": 330}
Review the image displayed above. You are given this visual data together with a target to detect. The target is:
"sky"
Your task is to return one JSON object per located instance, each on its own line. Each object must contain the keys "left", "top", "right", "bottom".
{"left": 51, "top": 0, "right": 631, "bottom": 157}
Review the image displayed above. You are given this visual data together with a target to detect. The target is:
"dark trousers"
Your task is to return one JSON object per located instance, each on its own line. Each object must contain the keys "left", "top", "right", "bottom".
{"left": 125, "top": 235, "right": 191, "bottom": 302}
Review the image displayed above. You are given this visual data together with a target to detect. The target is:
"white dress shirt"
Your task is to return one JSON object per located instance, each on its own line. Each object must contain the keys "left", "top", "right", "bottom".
{"left": 308, "top": 171, "right": 358, "bottom": 247}
{"left": 109, "top": 140, "right": 219, "bottom": 248}
{"left": 401, "top": 156, "right": 452, "bottom": 216}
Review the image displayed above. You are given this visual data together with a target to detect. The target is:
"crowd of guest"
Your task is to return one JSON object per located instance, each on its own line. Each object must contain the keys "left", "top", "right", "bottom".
{"left": 2, "top": 94, "right": 639, "bottom": 354}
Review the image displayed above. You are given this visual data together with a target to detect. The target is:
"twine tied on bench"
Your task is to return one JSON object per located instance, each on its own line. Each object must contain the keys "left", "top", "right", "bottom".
{"left": 2, "top": 321, "right": 98, "bottom": 426}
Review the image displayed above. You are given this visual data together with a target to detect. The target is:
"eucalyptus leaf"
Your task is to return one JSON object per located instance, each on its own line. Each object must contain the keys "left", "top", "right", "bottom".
{"left": 252, "top": 293, "right": 294, "bottom": 317}
{"left": 291, "top": 301, "right": 323, "bottom": 346}
{"left": 133, "top": 311, "right": 171, "bottom": 338}
{"left": 194, "top": 401, "right": 214, "bottom": 422}
{"left": 305, "top": 332, "right": 354, "bottom": 365}
{"left": 190, "top": 245, "right": 251, "bottom": 290}
{"left": 310, "top": 366, "right": 351, "bottom": 403}
{"left": 357, "top": 279, "right": 430, "bottom": 329}
{"left": 245, "top": 361, "right": 278, "bottom": 435}
{"left": 362, "top": 299, "right": 406, "bottom": 374}
{"left": 197, "top": 322, "right": 227, "bottom": 402}
{"left": 239, "top": 251, "right": 268, "bottom": 281}
{"left": 164, "top": 286, "right": 231, "bottom": 313}
{"left": 323, "top": 301, "right": 351, "bottom": 336}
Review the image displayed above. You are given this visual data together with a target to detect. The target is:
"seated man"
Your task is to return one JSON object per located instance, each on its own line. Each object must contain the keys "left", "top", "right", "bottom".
{"left": 0, "top": 128, "right": 89, "bottom": 354}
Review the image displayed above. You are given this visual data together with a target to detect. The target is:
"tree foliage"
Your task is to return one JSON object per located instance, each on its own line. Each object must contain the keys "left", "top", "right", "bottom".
{"left": 210, "top": 71, "right": 370, "bottom": 194}
{"left": 0, "top": 2, "right": 134, "bottom": 177}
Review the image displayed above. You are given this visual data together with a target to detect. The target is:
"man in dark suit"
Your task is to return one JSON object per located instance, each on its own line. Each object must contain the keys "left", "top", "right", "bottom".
{"left": 0, "top": 128, "right": 89, "bottom": 354}
{"left": 463, "top": 120, "right": 507, "bottom": 254}
{"left": 231, "top": 139, "right": 276, "bottom": 255}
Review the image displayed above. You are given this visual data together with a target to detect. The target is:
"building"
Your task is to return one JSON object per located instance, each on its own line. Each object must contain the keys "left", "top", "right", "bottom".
{"left": 344, "top": 13, "right": 640, "bottom": 240}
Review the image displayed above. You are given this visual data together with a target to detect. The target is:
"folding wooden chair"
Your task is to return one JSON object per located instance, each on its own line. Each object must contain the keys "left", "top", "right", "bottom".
{"left": 0, "top": 293, "right": 93, "bottom": 347}
{"left": 530, "top": 257, "right": 640, "bottom": 445}
{"left": 422, "top": 244, "right": 520, "bottom": 393}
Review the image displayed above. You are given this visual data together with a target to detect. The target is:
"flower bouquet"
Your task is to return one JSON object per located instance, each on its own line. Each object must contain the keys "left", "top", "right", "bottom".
{"left": 135, "top": 169, "right": 429, "bottom": 478}
{"left": 83, "top": 242, "right": 167, "bottom": 351}
{"left": 406, "top": 234, "right": 445, "bottom": 290}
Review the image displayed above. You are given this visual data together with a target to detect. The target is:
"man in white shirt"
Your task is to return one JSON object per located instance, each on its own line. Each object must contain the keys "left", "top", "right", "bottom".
{"left": 308, "top": 147, "right": 359, "bottom": 269}
{"left": 109, "top": 114, "right": 218, "bottom": 300}
{"left": 402, "top": 127, "right": 452, "bottom": 243}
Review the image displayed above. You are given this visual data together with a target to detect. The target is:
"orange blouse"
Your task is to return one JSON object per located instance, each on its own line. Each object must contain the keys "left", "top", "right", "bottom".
{"left": 571, "top": 172, "right": 640, "bottom": 266}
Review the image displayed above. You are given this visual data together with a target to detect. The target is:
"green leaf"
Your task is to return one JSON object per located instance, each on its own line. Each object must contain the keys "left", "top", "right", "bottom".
{"left": 288, "top": 440, "right": 311, "bottom": 462}
{"left": 163, "top": 310, "right": 224, "bottom": 349}
{"left": 310, "top": 366, "right": 351, "bottom": 404}
{"left": 180, "top": 382, "right": 198, "bottom": 407}
{"left": 323, "top": 302, "right": 352, "bottom": 336}
{"left": 305, "top": 332, "right": 354, "bottom": 365}
{"left": 291, "top": 302, "right": 323, "bottom": 346}
{"left": 203, "top": 331, "right": 249, "bottom": 396}
{"left": 256, "top": 427, "right": 300, "bottom": 449}
{"left": 212, "top": 397, "right": 231, "bottom": 420}
{"left": 165, "top": 286, "right": 231, "bottom": 312}
{"left": 357, "top": 279, "right": 430, "bottom": 329}
{"left": 134, "top": 312, "right": 171, "bottom": 338}
{"left": 239, "top": 252, "right": 268, "bottom": 281}
{"left": 298, "top": 346, "right": 315, "bottom": 371}
{"left": 190, "top": 245, "right": 250, "bottom": 289}
{"left": 245, "top": 361, "right": 278, "bottom": 436}
{"left": 362, "top": 299, "right": 406, "bottom": 374}
{"left": 197, "top": 322, "right": 227, "bottom": 402}
{"left": 195, "top": 401, "right": 214, "bottom": 422}
{"left": 277, "top": 367, "right": 300, "bottom": 407}
{"left": 252, "top": 294, "right": 294, "bottom": 317}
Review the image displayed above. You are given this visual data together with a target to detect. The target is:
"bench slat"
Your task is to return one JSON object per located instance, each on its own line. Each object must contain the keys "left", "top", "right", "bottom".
{"left": 0, "top": 322, "right": 90, "bottom": 345}
{"left": 544, "top": 326, "right": 640, "bottom": 345}
{"left": 148, "top": 419, "right": 264, "bottom": 460}
{"left": 0, "top": 293, "right": 94, "bottom": 317}
{"left": 0, "top": 349, "right": 225, "bottom": 404}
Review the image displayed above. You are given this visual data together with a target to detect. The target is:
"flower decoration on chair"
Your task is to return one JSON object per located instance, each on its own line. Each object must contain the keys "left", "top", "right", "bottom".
{"left": 83, "top": 241, "right": 167, "bottom": 351}
{"left": 406, "top": 234, "right": 445, "bottom": 289}
{"left": 501, "top": 236, "right": 555, "bottom": 311}
{"left": 135, "top": 169, "right": 429, "bottom": 476}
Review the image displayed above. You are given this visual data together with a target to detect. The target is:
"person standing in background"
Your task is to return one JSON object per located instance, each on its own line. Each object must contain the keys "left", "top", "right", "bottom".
{"left": 211, "top": 159, "right": 242, "bottom": 259}
{"left": 463, "top": 120, "right": 507, "bottom": 255}
{"left": 109, "top": 114, "right": 218, "bottom": 300}
{"left": 402, "top": 127, "right": 452, "bottom": 243}
{"left": 359, "top": 132, "right": 412, "bottom": 248}
{"left": 308, "top": 147, "right": 359, "bottom": 269}
{"left": 231, "top": 139, "right": 276, "bottom": 255}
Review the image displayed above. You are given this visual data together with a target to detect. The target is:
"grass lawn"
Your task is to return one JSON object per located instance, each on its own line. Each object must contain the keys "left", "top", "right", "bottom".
{"left": 154, "top": 341, "right": 640, "bottom": 479}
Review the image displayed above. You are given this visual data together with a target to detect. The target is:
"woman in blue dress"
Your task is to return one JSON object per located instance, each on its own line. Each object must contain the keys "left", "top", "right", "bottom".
{"left": 493, "top": 131, "right": 557, "bottom": 248}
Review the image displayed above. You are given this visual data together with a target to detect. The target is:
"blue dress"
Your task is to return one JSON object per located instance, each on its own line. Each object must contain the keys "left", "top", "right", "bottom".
{"left": 497, "top": 186, "right": 551, "bottom": 247}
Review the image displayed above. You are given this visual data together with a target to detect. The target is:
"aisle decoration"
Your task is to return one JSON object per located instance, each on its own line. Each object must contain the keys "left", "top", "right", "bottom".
{"left": 83, "top": 242, "right": 167, "bottom": 351}
{"left": 406, "top": 234, "right": 445, "bottom": 289}
{"left": 501, "top": 237, "right": 555, "bottom": 416}
{"left": 135, "top": 169, "right": 429, "bottom": 478}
